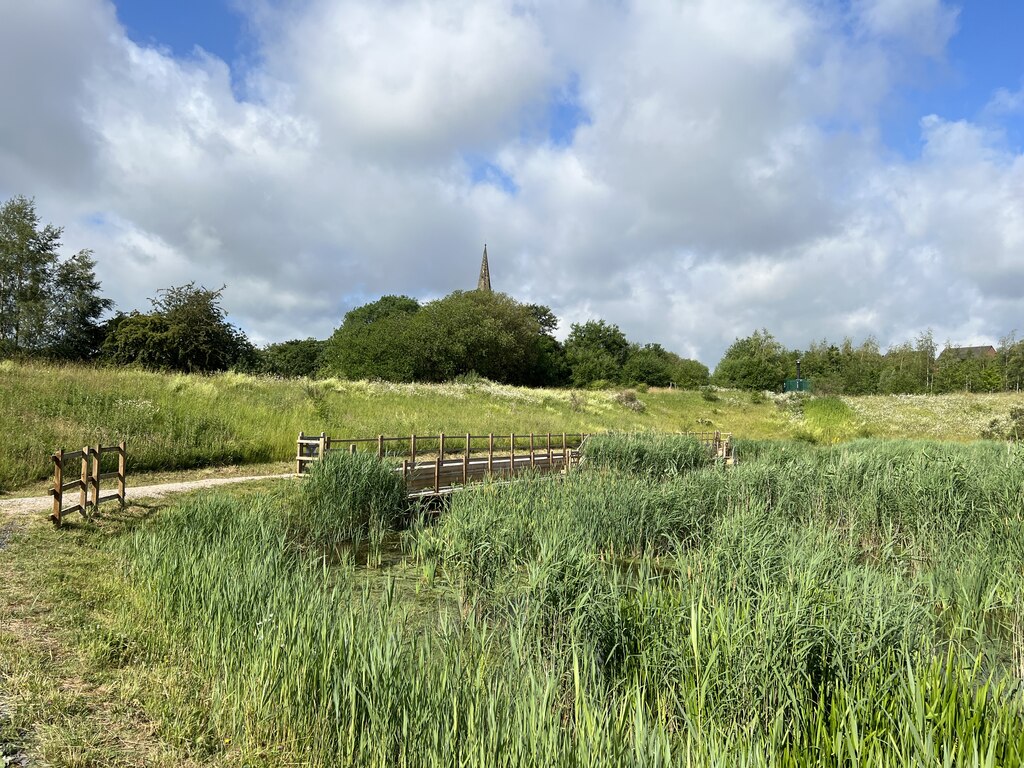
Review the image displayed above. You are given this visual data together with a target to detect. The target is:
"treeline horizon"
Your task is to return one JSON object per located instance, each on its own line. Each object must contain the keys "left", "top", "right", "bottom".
{"left": 4, "top": 194, "right": 1023, "bottom": 394}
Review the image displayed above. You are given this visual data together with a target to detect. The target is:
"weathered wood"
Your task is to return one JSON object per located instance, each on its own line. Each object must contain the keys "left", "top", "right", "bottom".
{"left": 410, "top": 434, "right": 417, "bottom": 467}
{"left": 117, "top": 441, "right": 127, "bottom": 509}
{"left": 530, "top": 433, "right": 535, "bottom": 467}
{"left": 378, "top": 435, "right": 384, "bottom": 459}
{"left": 79, "top": 448, "right": 88, "bottom": 519}
{"left": 90, "top": 443, "right": 101, "bottom": 512}
{"left": 51, "top": 449, "right": 63, "bottom": 525}
{"left": 463, "top": 433, "right": 470, "bottom": 485}
{"left": 488, "top": 433, "right": 493, "bottom": 473}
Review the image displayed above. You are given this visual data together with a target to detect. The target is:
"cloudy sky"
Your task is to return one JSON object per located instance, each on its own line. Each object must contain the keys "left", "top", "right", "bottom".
{"left": 1, "top": 0, "right": 1022, "bottom": 365}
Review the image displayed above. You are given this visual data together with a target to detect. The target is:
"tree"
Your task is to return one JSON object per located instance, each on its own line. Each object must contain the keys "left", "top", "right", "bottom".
{"left": 321, "top": 291, "right": 557, "bottom": 385}
{"left": 713, "top": 330, "right": 788, "bottom": 391}
{"left": 0, "top": 195, "right": 111, "bottom": 358}
{"left": 47, "top": 250, "right": 113, "bottom": 360}
{"left": 320, "top": 295, "right": 422, "bottom": 382}
{"left": 564, "top": 320, "right": 630, "bottom": 387}
{"left": 259, "top": 338, "right": 326, "bottom": 378}
{"left": 103, "top": 283, "right": 250, "bottom": 372}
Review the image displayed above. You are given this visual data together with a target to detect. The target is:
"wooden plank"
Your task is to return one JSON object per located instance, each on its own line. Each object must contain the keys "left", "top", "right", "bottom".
{"left": 60, "top": 480, "right": 85, "bottom": 492}
{"left": 90, "top": 442, "right": 100, "bottom": 512}
{"left": 95, "top": 493, "right": 121, "bottom": 505}
{"left": 97, "top": 471, "right": 120, "bottom": 481}
{"left": 117, "top": 440, "right": 126, "bottom": 509}
{"left": 79, "top": 448, "right": 88, "bottom": 518}
{"left": 51, "top": 449, "right": 63, "bottom": 526}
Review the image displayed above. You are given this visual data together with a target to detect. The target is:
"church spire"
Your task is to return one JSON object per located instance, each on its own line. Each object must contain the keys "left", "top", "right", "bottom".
{"left": 477, "top": 243, "right": 492, "bottom": 292}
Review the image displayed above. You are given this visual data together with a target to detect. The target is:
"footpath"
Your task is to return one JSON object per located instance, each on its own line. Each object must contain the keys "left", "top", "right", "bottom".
{"left": 0, "top": 473, "right": 296, "bottom": 517}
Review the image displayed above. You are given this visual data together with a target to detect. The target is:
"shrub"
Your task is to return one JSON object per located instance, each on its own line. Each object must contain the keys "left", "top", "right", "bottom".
{"left": 613, "top": 389, "right": 646, "bottom": 412}
{"left": 700, "top": 385, "right": 720, "bottom": 402}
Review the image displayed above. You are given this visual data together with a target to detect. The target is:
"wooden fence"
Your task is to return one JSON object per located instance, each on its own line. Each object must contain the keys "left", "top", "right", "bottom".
{"left": 297, "top": 432, "right": 588, "bottom": 496}
{"left": 50, "top": 441, "right": 126, "bottom": 526}
{"left": 296, "top": 430, "right": 735, "bottom": 496}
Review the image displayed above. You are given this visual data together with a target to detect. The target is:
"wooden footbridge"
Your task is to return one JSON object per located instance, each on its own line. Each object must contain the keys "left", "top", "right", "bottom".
{"left": 297, "top": 430, "right": 734, "bottom": 498}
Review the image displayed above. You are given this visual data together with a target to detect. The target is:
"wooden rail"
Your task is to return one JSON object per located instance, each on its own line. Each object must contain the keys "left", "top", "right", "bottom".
{"left": 50, "top": 441, "right": 126, "bottom": 526}
{"left": 297, "top": 432, "right": 588, "bottom": 496}
{"left": 296, "top": 430, "right": 735, "bottom": 496}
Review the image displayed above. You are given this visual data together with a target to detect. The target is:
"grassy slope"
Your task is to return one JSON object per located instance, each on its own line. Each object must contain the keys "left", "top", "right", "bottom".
{"left": 3, "top": 360, "right": 1024, "bottom": 491}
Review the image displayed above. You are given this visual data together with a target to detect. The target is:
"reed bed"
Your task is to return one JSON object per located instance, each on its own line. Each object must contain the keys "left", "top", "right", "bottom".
{"left": 113, "top": 440, "right": 1024, "bottom": 766}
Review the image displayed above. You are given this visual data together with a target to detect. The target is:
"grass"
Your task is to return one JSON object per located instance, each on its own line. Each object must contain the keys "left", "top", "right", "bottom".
{"left": 4, "top": 360, "right": 1024, "bottom": 493}
{"left": 3, "top": 440, "right": 1023, "bottom": 765}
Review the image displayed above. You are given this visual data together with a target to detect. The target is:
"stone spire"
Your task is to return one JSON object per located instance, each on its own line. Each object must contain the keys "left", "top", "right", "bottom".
{"left": 477, "top": 244, "right": 492, "bottom": 292}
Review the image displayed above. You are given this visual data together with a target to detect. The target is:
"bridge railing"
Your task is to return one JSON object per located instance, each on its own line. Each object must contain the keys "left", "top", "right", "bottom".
{"left": 297, "top": 430, "right": 734, "bottom": 495}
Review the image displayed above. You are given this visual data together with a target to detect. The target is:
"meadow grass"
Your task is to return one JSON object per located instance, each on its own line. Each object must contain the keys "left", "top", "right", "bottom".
{"left": 0, "top": 360, "right": 790, "bottom": 492}
{"left": 3, "top": 439, "right": 1014, "bottom": 765}
{"left": 4, "top": 360, "right": 1024, "bottom": 493}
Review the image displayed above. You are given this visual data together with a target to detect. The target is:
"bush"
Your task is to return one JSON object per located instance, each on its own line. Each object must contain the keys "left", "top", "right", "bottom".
{"left": 700, "top": 385, "right": 720, "bottom": 402}
{"left": 293, "top": 450, "right": 405, "bottom": 549}
{"left": 613, "top": 389, "right": 646, "bottom": 412}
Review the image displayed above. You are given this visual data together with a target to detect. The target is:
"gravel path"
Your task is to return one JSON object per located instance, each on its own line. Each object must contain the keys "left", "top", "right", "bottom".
{"left": 0, "top": 474, "right": 297, "bottom": 516}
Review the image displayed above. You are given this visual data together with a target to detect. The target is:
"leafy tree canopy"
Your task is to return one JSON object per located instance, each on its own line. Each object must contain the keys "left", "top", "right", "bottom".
{"left": 0, "top": 195, "right": 112, "bottom": 359}
{"left": 103, "top": 283, "right": 251, "bottom": 373}
{"left": 713, "top": 329, "right": 788, "bottom": 391}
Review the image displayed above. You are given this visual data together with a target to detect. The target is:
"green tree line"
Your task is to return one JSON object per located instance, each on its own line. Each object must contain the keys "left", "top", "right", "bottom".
{"left": 714, "top": 329, "right": 1024, "bottom": 394}
{"left": 5, "top": 195, "right": 1022, "bottom": 393}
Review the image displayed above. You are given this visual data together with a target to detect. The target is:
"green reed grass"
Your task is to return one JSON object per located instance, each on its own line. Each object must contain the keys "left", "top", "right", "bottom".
{"left": 582, "top": 432, "right": 714, "bottom": 477}
{"left": 101, "top": 437, "right": 1024, "bottom": 765}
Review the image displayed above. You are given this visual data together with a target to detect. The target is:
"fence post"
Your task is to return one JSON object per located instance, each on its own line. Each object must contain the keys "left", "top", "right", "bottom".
{"left": 434, "top": 455, "right": 441, "bottom": 494}
{"left": 439, "top": 432, "right": 445, "bottom": 461}
{"left": 91, "top": 443, "right": 101, "bottom": 512}
{"left": 297, "top": 431, "right": 305, "bottom": 474}
{"left": 530, "top": 433, "right": 535, "bottom": 467}
{"left": 562, "top": 432, "right": 567, "bottom": 467}
{"left": 547, "top": 432, "right": 552, "bottom": 465}
{"left": 51, "top": 449, "right": 63, "bottom": 525}
{"left": 510, "top": 433, "right": 515, "bottom": 477}
{"left": 410, "top": 434, "right": 417, "bottom": 468}
{"left": 378, "top": 435, "right": 384, "bottom": 459}
{"left": 488, "top": 433, "right": 494, "bottom": 474}
{"left": 319, "top": 432, "right": 327, "bottom": 462}
{"left": 118, "top": 440, "right": 127, "bottom": 510}
{"left": 464, "top": 433, "right": 470, "bottom": 485}
{"left": 79, "top": 448, "right": 89, "bottom": 518}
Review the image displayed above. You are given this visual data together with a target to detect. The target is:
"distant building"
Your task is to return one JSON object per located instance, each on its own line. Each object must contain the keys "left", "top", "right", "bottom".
{"left": 477, "top": 244, "right": 492, "bottom": 293}
{"left": 939, "top": 345, "right": 997, "bottom": 362}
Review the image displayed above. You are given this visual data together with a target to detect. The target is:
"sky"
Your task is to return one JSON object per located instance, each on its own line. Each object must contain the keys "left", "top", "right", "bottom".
{"left": 1, "top": 0, "right": 1022, "bottom": 366}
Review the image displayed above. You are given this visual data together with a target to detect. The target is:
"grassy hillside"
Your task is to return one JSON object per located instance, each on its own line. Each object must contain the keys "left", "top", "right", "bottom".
{"left": 2, "top": 360, "right": 1023, "bottom": 491}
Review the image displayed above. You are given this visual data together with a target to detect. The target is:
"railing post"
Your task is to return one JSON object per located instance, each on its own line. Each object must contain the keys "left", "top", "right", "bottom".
{"left": 530, "top": 433, "right": 535, "bottom": 467}
{"left": 378, "top": 434, "right": 384, "bottom": 459}
{"left": 510, "top": 433, "right": 515, "bottom": 477}
{"left": 488, "top": 433, "right": 493, "bottom": 474}
{"left": 402, "top": 459, "right": 409, "bottom": 488}
{"left": 411, "top": 434, "right": 417, "bottom": 468}
{"left": 464, "top": 433, "right": 470, "bottom": 485}
{"left": 547, "top": 432, "right": 552, "bottom": 465}
{"left": 439, "top": 432, "right": 445, "bottom": 461}
{"left": 79, "top": 447, "right": 88, "bottom": 518}
{"left": 349, "top": 444, "right": 356, "bottom": 455}
{"left": 562, "top": 432, "right": 567, "bottom": 467}
{"left": 90, "top": 443, "right": 100, "bottom": 512}
{"left": 118, "top": 440, "right": 127, "bottom": 509}
{"left": 51, "top": 449, "right": 63, "bottom": 526}
{"left": 319, "top": 432, "right": 327, "bottom": 463}
{"left": 297, "top": 431, "right": 305, "bottom": 474}
{"left": 434, "top": 455, "right": 441, "bottom": 494}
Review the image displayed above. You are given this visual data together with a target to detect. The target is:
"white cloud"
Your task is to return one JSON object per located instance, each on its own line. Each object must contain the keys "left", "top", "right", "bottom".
{"left": 0, "top": 0, "right": 1020, "bottom": 362}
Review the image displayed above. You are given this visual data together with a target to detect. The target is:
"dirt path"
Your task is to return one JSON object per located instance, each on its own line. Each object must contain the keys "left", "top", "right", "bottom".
{"left": 0, "top": 473, "right": 297, "bottom": 516}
